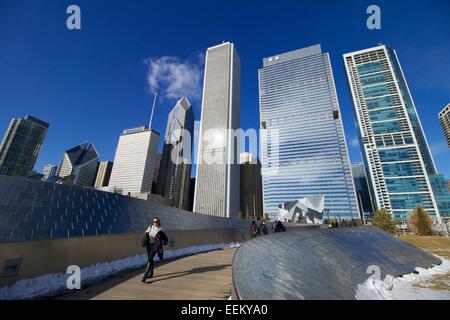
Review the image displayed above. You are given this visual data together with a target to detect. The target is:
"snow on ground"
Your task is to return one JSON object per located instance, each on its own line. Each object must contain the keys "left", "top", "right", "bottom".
{"left": 356, "top": 255, "right": 450, "bottom": 300}
{"left": 0, "top": 242, "right": 241, "bottom": 300}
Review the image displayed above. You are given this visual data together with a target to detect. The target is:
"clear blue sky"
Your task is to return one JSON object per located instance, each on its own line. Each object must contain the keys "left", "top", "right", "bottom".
{"left": 0, "top": 0, "right": 449, "bottom": 178}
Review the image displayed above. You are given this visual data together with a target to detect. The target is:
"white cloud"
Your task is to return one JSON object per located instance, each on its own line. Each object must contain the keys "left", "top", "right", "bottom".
{"left": 144, "top": 55, "right": 204, "bottom": 102}
{"left": 348, "top": 135, "right": 360, "bottom": 148}
{"left": 430, "top": 141, "right": 449, "bottom": 157}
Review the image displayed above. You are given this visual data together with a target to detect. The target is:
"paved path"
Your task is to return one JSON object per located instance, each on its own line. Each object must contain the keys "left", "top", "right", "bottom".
{"left": 57, "top": 248, "right": 237, "bottom": 300}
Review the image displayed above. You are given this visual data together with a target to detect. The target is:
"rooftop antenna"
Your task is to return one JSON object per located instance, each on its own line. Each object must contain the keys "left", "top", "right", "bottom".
{"left": 149, "top": 91, "right": 157, "bottom": 129}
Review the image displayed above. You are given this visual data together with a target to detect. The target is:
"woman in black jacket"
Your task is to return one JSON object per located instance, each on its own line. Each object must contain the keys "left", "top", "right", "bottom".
{"left": 142, "top": 217, "right": 168, "bottom": 283}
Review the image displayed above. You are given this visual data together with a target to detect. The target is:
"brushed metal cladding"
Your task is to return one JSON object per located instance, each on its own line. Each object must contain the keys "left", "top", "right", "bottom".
{"left": 232, "top": 226, "right": 442, "bottom": 300}
{"left": 0, "top": 175, "right": 249, "bottom": 243}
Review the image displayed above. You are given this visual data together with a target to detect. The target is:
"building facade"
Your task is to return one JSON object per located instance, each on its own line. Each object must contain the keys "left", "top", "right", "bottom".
{"left": 108, "top": 126, "right": 160, "bottom": 195}
{"left": 344, "top": 44, "right": 444, "bottom": 222}
{"left": 439, "top": 103, "right": 450, "bottom": 148}
{"left": 42, "top": 164, "right": 59, "bottom": 180}
{"left": 259, "top": 44, "right": 359, "bottom": 220}
{"left": 58, "top": 142, "right": 99, "bottom": 187}
{"left": 351, "top": 163, "right": 374, "bottom": 219}
{"left": 240, "top": 153, "right": 263, "bottom": 219}
{"left": 194, "top": 42, "right": 240, "bottom": 218}
{"left": 94, "top": 161, "right": 113, "bottom": 188}
{"left": 156, "top": 97, "right": 194, "bottom": 210}
{"left": 0, "top": 115, "right": 49, "bottom": 177}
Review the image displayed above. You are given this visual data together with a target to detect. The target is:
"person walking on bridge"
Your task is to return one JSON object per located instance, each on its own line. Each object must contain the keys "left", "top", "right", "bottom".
{"left": 258, "top": 220, "right": 268, "bottom": 235}
{"left": 142, "top": 217, "right": 168, "bottom": 283}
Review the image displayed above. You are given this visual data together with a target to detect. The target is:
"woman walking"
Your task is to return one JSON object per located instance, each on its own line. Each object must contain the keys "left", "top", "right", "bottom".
{"left": 142, "top": 217, "right": 168, "bottom": 283}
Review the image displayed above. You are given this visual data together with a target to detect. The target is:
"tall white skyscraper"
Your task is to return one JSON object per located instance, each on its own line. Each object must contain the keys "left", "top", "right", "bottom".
{"left": 259, "top": 44, "right": 358, "bottom": 220}
{"left": 194, "top": 42, "right": 240, "bottom": 218}
{"left": 109, "top": 127, "right": 160, "bottom": 195}
{"left": 344, "top": 44, "right": 445, "bottom": 222}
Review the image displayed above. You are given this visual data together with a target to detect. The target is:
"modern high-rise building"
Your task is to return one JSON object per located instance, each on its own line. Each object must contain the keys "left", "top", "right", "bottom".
{"left": 439, "top": 103, "right": 450, "bottom": 148}
{"left": 42, "top": 163, "right": 59, "bottom": 180}
{"left": 351, "top": 162, "right": 374, "bottom": 219}
{"left": 344, "top": 44, "right": 445, "bottom": 222}
{"left": 194, "top": 42, "right": 240, "bottom": 218}
{"left": 58, "top": 142, "right": 99, "bottom": 187}
{"left": 0, "top": 115, "right": 49, "bottom": 177}
{"left": 94, "top": 161, "right": 113, "bottom": 187}
{"left": 152, "top": 153, "right": 162, "bottom": 192}
{"left": 259, "top": 44, "right": 359, "bottom": 220}
{"left": 240, "top": 152, "right": 263, "bottom": 219}
{"left": 108, "top": 126, "right": 160, "bottom": 195}
{"left": 156, "top": 97, "right": 194, "bottom": 210}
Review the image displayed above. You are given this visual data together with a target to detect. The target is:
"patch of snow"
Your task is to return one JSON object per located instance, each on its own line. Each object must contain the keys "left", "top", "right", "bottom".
{"left": 356, "top": 255, "right": 450, "bottom": 300}
{"left": 0, "top": 242, "right": 241, "bottom": 300}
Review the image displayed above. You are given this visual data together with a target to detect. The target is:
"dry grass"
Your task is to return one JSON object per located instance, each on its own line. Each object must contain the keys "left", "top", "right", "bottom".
{"left": 399, "top": 235, "right": 450, "bottom": 292}
{"left": 400, "top": 235, "right": 450, "bottom": 259}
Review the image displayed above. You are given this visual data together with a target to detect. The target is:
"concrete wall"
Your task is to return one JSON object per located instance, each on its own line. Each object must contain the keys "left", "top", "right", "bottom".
{"left": 0, "top": 227, "right": 249, "bottom": 287}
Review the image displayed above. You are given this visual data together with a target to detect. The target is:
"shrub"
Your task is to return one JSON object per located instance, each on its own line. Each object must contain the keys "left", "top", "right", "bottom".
{"left": 409, "top": 206, "right": 433, "bottom": 236}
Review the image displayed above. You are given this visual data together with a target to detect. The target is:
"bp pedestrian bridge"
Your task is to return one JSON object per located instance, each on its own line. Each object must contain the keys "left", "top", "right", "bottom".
{"left": 0, "top": 175, "right": 442, "bottom": 299}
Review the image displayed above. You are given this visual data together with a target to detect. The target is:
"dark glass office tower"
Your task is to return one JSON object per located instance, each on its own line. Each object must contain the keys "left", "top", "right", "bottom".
{"left": 157, "top": 97, "right": 194, "bottom": 210}
{"left": 0, "top": 115, "right": 49, "bottom": 177}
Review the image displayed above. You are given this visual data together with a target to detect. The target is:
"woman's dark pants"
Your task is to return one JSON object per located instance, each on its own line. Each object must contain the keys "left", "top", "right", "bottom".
{"left": 142, "top": 243, "right": 157, "bottom": 281}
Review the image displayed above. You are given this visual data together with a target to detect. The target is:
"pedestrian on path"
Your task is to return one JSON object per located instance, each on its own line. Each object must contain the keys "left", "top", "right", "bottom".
{"left": 141, "top": 217, "right": 168, "bottom": 283}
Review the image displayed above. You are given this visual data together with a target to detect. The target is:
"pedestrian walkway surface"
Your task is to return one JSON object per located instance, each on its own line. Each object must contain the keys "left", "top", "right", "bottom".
{"left": 57, "top": 248, "right": 237, "bottom": 300}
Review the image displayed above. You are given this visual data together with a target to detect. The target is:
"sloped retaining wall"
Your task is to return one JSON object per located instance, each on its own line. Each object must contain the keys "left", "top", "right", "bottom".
{"left": 232, "top": 226, "right": 442, "bottom": 300}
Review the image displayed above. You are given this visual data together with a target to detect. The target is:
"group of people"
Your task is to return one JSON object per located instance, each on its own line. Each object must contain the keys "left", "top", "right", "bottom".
{"left": 250, "top": 219, "right": 286, "bottom": 238}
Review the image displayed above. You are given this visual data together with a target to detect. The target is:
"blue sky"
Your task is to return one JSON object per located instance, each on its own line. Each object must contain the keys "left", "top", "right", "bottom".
{"left": 0, "top": 0, "right": 449, "bottom": 178}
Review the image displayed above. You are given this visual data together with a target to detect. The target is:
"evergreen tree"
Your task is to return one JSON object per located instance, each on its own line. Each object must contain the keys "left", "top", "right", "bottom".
{"left": 371, "top": 209, "right": 397, "bottom": 235}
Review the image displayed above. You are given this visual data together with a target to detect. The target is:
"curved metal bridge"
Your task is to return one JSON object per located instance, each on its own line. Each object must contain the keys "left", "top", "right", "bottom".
{"left": 232, "top": 226, "right": 442, "bottom": 300}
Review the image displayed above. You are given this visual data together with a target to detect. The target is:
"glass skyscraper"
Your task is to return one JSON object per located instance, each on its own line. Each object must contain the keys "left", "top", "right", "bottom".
{"left": 156, "top": 97, "right": 194, "bottom": 210}
{"left": 0, "top": 115, "right": 49, "bottom": 177}
{"left": 259, "top": 44, "right": 359, "bottom": 220}
{"left": 344, "top": 44, "right": 446, "bottom": 223}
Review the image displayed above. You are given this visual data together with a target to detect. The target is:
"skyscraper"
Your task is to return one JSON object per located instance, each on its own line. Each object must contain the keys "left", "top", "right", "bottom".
{"left": 156, "top": 97, "right": 194, "bottom": 210}
{"left": 194, "top": 42, "right": 240, "bottom": 218}
{"left": 259, "top": 44, "right": 359, "bottom": 220}
{"left": 344, "top": 44, "right": 444, "bottom": 222}
{"left": 240, "top": 153, "right": 263, "bottom": 219}
{"left": 351, "top": 163, "right": 374, "bottom": 219}
{"left": 94, "top": 161, "right": 113, "bottom": 187}
{"left": 0, "top": 115, "right": 49, "bottom": 177}
{"left": 439, "top": 103, "right": 450, "bottom": 148}
{"left": 108, "top": 126, "right": 160, "bottom": 195}
{"left": 58, "top": 142, "right": 99, "bottom": 187}
{"left": 42, "top": 163, "right": 59, "bottom": 180}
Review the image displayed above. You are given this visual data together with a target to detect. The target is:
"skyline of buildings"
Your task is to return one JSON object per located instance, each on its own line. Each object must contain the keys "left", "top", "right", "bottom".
{"left": 193, "top": 42, "right": 241, "bottom": 218}
{"left": 439, "top": 103, "right": 450, "bottom": 148}
{"left": 42, "top": 163, "right": 59, "bottom": 180}
{"left": 344, "top": 44, "right": 448, "bottom": 222}
{"left": 0, "top": 41, "right": 448, "bottom": 223}
{"left": 0, "top": 115, "right": 49, "bottom": 178}
{"left": 259, "top": 44, "right": 359, "bottom": 220}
